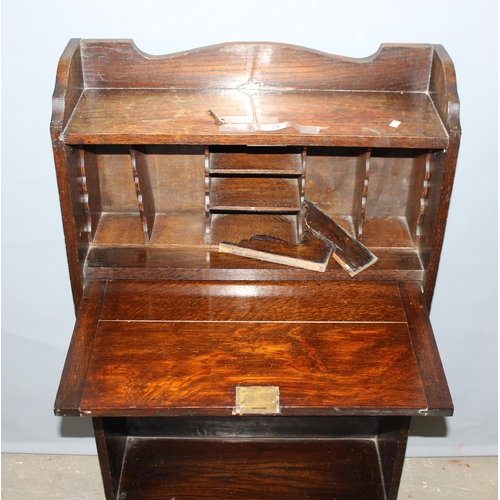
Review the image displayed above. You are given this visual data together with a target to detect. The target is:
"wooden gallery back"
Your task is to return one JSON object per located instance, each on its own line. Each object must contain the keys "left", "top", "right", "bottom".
{"left": 52, "top": 40, "right": 460, "bottom": 500}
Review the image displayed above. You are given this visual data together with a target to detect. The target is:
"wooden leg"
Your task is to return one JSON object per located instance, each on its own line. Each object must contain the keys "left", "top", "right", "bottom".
{"left": 93, "top": 417, "right": 127, "bottom": 500}
{"left": 377, "top": 416, "right": 411, "bottom": 500}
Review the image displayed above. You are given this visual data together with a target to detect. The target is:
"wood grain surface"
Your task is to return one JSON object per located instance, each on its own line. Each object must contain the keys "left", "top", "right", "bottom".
{"left": 219, "top": 232, "right": 332, "bottom": 272}
{"left": 62, "top": 88, "right": 447, "bottom": 148}
{"left": 116, "top": 437, "right": 386, "bottom": 499}
{"left": 51, "top": 40, "right": 460, "bottom": 500}
{"left": 51, "top": 279, "right": 452, "bottom": 417}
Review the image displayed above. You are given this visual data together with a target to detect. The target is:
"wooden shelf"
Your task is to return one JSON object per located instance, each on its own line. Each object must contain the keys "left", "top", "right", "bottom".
{"left": 60, "top": 88, "right": 448, "bottom": 149}
{"left": 209, "top": 177, "right": 301, "bottom": 212}
{"left": 116, "top": 436, "right": 385, "bottom": 499}
{"left": 84, "top": 246, "right": 424, "bottom": 282}
{"left": 209, "top": 148, "right": 303, "bottom": 175}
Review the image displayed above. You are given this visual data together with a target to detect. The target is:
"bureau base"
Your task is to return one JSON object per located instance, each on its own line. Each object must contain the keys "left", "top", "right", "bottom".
{"left": 94, "top": 416, "right": 410, "bottom": 500}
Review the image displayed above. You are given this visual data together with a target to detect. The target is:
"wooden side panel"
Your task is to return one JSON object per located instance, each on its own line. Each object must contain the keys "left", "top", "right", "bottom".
{"left": 423, "top": 46, "right": 460, "bottom": 307}
{"left": 414, "top": 150, "right": 445, "bottom": 271}
{"left": 53, "top": 146, "right": 93, "bottom": 308}
{"left": 51, "top": 39, "right": 86, "bottom": 308}
{"left": 429, "top": 45, "right": 461, "bottom": 134}
{"left": 80, "top": 40, "right": 433, "bottom": 92}
{"left": 51, "top": 39, "right": 84, "bottom": 139}
{"left": 54, "top": 281, "right": 106, "bottom": 416}
{"left": 93, "top": 417, "right": 127, "bottom": 500}
{"left": 377, "top": 417, "right": 411, "bottom": 500}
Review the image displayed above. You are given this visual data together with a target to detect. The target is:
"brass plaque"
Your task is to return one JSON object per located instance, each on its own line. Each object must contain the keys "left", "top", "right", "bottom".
{"left": 233, "top": 386, "right": 280, "bottom": 415}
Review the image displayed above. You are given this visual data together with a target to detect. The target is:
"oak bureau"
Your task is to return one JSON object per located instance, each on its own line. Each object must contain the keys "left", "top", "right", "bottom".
{"left": 53, "top": 40, "right": 460, "bottom": 499}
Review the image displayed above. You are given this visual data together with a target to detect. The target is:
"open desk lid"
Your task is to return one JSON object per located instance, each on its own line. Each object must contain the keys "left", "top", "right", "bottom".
{"left": 55, "top": 279, "right": 452, "bottom": 417}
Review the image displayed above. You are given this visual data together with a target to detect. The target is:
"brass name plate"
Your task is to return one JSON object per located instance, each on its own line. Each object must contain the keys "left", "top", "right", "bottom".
{"left": 233, "top": 386, "right": 280, "bottom": 415}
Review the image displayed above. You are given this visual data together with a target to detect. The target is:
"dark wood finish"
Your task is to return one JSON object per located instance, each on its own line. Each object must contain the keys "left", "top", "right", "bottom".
{"left": 123, "top": 415, "right": 380, "bottom": 438}
{"left": 117, "top": 438, "right": 385, "bottom": 499}
{"left": 53, "top": 279, "right": 452, "bottom": 419}
{"left": 52, "top": 41, "right": 460, "bottom": 500}
{"left": 399, "top": 282, "right": 453, "bottom": 413}
{"left": 93, "top": 417, "right": 128, "bottom": 500}
{"left": 130, "top": 147, "right": 156, "bottom": 241}
{"left": 377, "top": 417, "right": 411, "bottom": 500}
{"left": 210, "top": 213, "right": 298, "bottom": 245}
{"left": 61, "top": 88, "right": 447, "bottom": 148}
{"left": 51, "top": 40, "right": 85, "bottom": 309}
{"left": 209, "top": 147, "right": 303, "bottom": 175}
{"left": 54, "top": 281, "right": 106, "bottom": 416}
{"left": 85, "top": 246, "right": 424, "bottom": 282}
{"left": 305, "top": 198, "right": 377, "bottom": 276}
{"left": 79, "top": 41, "right": 433, "bottom": 91}
{"left": 98, "top": 280, "right": 407, "bottom": 323}
{"left": 209, "top": 177, "right": 300, "bottom": 212}
{"left": 219, "top": 232, "right": 332, "bottom": 271}
{"left": 352, "top": 149, "right": 371, "bottom": 238}
{"left": 83, "top": 148, "right": 102, "bottom": 238}
{"left": 80, "top": 320, "right": 425, "bottom": 415}
{"left": 51, "top": 41, "right": 460, "bottom": 307}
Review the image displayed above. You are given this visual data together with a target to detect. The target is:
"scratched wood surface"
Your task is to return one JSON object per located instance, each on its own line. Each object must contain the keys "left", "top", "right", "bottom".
{"left": 62, "top": 88, "right": 447, "bottom": 148}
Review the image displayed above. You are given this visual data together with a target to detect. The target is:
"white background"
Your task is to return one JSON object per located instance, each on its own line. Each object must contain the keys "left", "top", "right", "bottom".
{"left": 2, "top": 0, "right": 497, "bottom": 456}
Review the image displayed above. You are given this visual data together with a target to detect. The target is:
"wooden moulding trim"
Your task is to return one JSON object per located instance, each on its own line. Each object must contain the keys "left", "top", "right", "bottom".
{"left": 398, "top": 281, "right": 453, "bottom": 415}
{"left": 51, "top": 38, "right": 84, "bottom": 138}
{"left": 54, "top": 280, "right": 107, "bottom": 417}
{"left": 79, "top": 40, "right": 434, "bottom": 92}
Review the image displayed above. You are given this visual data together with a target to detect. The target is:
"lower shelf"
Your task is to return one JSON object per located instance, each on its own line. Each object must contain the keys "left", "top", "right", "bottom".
{"left": 95, "top": 415, "right": 409, "bottom": 500}
{"left": 117, "top": 436, "right": 385, "bottom": 499}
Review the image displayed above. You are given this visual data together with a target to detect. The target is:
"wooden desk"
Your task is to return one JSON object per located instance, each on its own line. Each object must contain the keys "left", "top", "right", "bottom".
{"left": 53, "top": 40, "right": 459, "bottom": 499}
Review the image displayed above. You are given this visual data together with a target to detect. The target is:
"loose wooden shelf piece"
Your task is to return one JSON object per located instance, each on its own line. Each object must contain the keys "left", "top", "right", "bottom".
{"left": 52, "top": 40, "right": 460, "bottom": 500}
{"left": 219, "top": 232, "right": 333, "bottom": 272}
